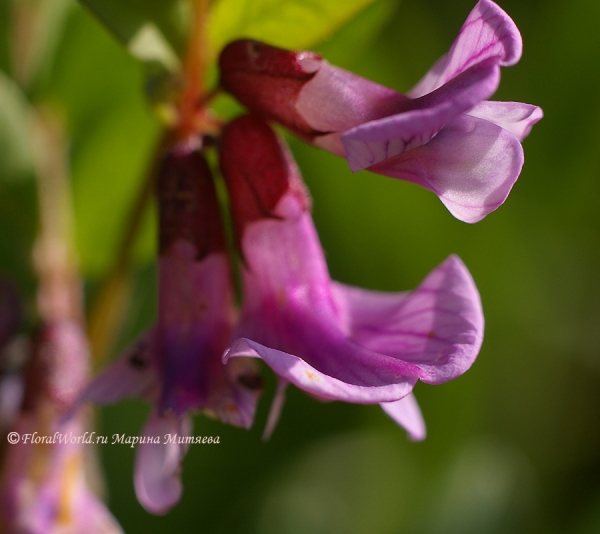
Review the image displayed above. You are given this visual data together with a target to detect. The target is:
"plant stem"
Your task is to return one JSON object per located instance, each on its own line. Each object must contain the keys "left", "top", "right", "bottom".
{"left": 87, "top": 131, "right": 173, "bottom": 366}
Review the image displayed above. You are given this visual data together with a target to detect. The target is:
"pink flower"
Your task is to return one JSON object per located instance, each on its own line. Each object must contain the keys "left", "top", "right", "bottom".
{"left": 0, "top": 322, "right": 122, "bottom": 534}
{"left": 219, "top": 0, "right": 542, "bottom": 222}
{"left": 79, "top": 142, "right": 262, "bottom": 513}
{"left": 219, "top": 115, "right": 484, "bottom": 438}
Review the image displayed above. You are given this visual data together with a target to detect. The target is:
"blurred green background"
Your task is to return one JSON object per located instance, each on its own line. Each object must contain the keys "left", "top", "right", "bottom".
{"left": 1, "top": 0, "right": 600, "bottom": 532}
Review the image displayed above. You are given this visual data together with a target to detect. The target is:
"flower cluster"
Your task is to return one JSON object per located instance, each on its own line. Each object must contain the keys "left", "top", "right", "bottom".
{"left": 219, "top": 0, "right": 542, "bottom": 222}
{"left": 79, "top": 0, "right": 539, "bottom": 514}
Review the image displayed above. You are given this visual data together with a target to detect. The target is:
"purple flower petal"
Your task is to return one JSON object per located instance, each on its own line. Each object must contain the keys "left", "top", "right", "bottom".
{"left": 370, "top": 114, "right": 524, "bottom": 223}
{"left": 221, "top": 116, "right": 484, "bottom": 431}
{"left": 380, "top": 393, "right": 426, "bottom": 441}
{"left": 134, "top": 410, "right": 191, "bottom": 515}
{"left": 157, "top": 253, "right": 235, "bottom": 415}
{"left": 78, "top": 330, "right": 158, "bottom": 405}
{"left": 409, "top": 0, "right": 522, "bottom": 97}
{"left": 468, "top": 100, "right": 544, "bottom": 140}
{"left": 342, "top": 58, "right": 501, "bottom": 171}
{"left": 224, "top": 338, "right": 419, "bottom": 404}
{"left": 296, "top": 60, "right": 404, "bottom": 133}
{"left": 332, "top": 255, "right": 483, "bottom": 383}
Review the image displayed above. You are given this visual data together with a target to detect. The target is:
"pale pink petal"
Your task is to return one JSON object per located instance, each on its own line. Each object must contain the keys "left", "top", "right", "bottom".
{"left": 342, "top": 59, "right": 500, "bottom": 171}
{"left": 296, "top": 61, "right": 404, "bottom": 132}
{"left": 262, "top": 378, "right": 288, "bottom": 441}
{"left": 381, "top": 393, "right": 426, "bottom": 441}
{"left": 333, "top": 255, "right": 483, "bottom": 384}
{"left": 370, "top": 114, "right": 524, "bottom": 223}
{"left": 134, "top": 410, "right": 192, "bottom": 514}
{"left": 76, "top": 492, "right": 124, "bottom": 533}
{"left": 409, "top": 0, "right": 522, "bottom": 97}
{"left": 467, "top": 101, "right": 544, "bottom": 140}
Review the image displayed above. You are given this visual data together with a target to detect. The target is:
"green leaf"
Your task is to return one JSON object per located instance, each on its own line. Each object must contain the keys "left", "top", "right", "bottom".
{"left": 0, "top": 74, "right": 38, "bottom": 289}
{"left": 314, "top": 0, "right": 400, "bottom": 67}
{"left": 13, "top": 0, "right": 72, "bottom": 93}
{"left": 209, "top": 0, "right": 378, "bottom": 58}
{"left": 0, "top": 1, "right": 11, "bottom": 74}
{"left": 43, "top": 8, "right": 160, "bottom": 276}
{"left": 72, "top": 102, "right": 158, "bottom": 277}
{"left": 0, "top": 71, "right": 35, "bottom": 182}
{"left": 77, "top": 0, "right": 190, "bottom": 69}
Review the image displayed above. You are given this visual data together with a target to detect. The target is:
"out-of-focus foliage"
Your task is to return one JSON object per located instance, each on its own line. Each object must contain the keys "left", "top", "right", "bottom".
{"left": 0, "top": 72, "right": 34, "bottom": 182}
{"left": 1, "top": 0, "right": 600, "bottom": 533}
{"left": 78, "top": 0, "right": 189, "bottom": 67}
{"left": 208, "top": 0, "right": 380, "bottom": 58}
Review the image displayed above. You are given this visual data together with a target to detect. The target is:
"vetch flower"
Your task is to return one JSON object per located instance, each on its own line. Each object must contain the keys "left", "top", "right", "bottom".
{"left": 219, "top": 0, "right": 542, "bottom": 223}
{"left": 79, "top": 141, "right": 262, "bottom": 514}
{"left": 0, "top": 321, "right": 122, "bottom": 534}
{"left": 219, "top": 115, "right": 483, "bottom": 439}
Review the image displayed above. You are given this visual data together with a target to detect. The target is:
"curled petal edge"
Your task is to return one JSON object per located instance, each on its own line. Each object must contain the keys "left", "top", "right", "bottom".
{"left": 343, "top": 59, "right": 501, "bottom": 172}
{"left": 370, "top": 114, "right": 524, "bottom": 223}
{"left": 224, "top": 339, "right": 418, "bottom": 404}
{"left": 409, "top": 0, "right": 522, "bottom": 97}
{"left": 332, "top": 255, "right": 484, "bottom": 384}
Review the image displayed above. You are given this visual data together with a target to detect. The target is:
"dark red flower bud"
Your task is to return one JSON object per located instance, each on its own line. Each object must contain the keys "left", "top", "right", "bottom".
{"left": 219, "top": 115, "right": 310, "bottom": 245}
{"left": 158, "top": 143, "right": 226, "bottom": 259}
{"left": 219, "top": 40, "right": 323, "bottom": 137}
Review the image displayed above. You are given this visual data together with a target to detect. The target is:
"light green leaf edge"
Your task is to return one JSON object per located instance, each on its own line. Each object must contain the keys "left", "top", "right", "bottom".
{"left": 0, "top": 70, "right": 35, "bottom": 182}
{"left": 77, "top": 0, "right": 190, "bottom": 70}
{"left": 208, "top": 0, "right": 378, "bottom": 58}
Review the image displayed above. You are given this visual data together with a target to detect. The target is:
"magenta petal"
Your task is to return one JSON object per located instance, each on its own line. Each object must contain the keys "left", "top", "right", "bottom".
{"left": 380, "top": 393, "right": 426, "bottom": 441}
{"left": 134, "top": 410, "right": 191, "bottom": 514}
{"left": 370, "top": 114, "right": 524, "bottom": 223}
{"left": 334, "top": 256, "right": 483, "bottom": 384}
{"left": 468, "top": 101, "right": 543, "bottom": 141}
{"left": 224, "top": 338, "right": 419, "bottom": 404}
{"left": 79, "top": 331, "right": 157, "bottom": 405}
{"left": 342, "top": 59, "right": 500, "bottom": 171}
{"left": 409, "top": 0, "right": 522, "bottom": 97}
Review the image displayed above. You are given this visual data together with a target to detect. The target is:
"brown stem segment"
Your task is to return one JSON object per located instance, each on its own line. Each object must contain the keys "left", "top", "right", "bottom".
{"left": 177, "top": 0, "right": 210, "bottom": 139}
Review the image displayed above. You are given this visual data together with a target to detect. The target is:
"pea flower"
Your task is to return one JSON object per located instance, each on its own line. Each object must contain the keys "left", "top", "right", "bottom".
{"left": 219, "top": 115, "right": 483, "bottom": 438}
{"left": 79, "top": 142, "right": 262, "bottom": 514}
{"left": 0, "top": 321, "right": 122, "bottom": 534}
{"left": 219, "top": 0, "right": 542, "bottom": 223}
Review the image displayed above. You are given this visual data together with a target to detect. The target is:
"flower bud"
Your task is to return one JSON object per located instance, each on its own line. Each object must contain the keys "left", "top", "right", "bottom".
{"left": 219, "top": 115, "right": 310, "bottom": 243}
{"left": 219, "top": 40, "right": 322, "bottom": 137}
{"left": 158, "top": 142, "right": 226, "bottom": 259}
